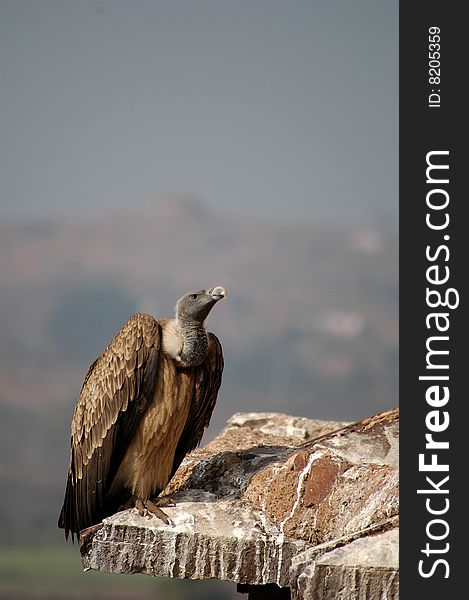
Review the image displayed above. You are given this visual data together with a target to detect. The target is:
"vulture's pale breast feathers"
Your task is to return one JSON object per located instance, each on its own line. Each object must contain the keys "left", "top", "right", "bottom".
{"left": 160, "top": 318, "right": 184, "bottom": 359}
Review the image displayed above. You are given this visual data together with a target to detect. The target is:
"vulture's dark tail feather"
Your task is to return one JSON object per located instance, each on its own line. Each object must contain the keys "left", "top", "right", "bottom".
{"left": 58, "top": 473, "right": 77, "bottom": 542}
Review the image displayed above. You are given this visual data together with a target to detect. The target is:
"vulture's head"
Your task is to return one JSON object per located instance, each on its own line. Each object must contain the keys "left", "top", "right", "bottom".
{"left": 176, "top": 286, "right": 227, "bottom": 324}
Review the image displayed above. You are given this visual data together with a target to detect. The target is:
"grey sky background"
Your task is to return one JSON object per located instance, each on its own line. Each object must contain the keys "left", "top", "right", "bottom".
{"left": 0, "top": 0, "right": 398, "bottom": 227}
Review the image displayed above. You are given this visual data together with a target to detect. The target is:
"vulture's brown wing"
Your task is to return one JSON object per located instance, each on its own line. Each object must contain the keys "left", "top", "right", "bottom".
{"left": 58, "top": 313, "right": 160, "bottom": 540}
{"left": 170, "top": 332, "right": 224, "bottom": 478}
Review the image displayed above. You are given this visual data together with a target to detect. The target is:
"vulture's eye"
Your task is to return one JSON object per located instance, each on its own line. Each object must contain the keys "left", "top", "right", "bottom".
{"left": 190, "top": 293, "right": 198, "bottom": 300}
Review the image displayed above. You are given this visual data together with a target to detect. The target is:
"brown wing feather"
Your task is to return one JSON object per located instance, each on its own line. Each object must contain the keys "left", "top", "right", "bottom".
{"left": 170, "top": 332, "right": 224, "bottom": 478}
{"left": 58, "top": 313, "right": 160, "bottom": 540}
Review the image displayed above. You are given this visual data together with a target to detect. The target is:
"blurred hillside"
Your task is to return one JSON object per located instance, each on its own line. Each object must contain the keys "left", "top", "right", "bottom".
{"left": 0, "top": 199, "right": 397, "bottom": 545}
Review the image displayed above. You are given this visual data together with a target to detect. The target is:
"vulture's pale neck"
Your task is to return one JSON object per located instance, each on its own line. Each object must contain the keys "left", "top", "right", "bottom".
{"left": 176, "top": 317, "right": 208, "bottom": 368}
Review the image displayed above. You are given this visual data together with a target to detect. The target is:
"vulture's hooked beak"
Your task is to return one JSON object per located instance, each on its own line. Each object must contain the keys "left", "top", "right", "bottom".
{"left": 208, "top": 286, "right": 227, "bottom": 301}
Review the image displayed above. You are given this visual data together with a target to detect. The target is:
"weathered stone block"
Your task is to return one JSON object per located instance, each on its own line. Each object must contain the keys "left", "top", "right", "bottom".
{"left": 80, "top": 409, "right": 399, "bottom": 599}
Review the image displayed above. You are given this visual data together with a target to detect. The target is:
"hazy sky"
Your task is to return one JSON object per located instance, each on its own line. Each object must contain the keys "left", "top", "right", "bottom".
{"left": 0, "top": 0, "right": 398, "bottom": 226}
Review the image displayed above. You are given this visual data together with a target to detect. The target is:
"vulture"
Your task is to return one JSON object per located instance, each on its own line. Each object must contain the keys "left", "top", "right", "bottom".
{"left": 58, "top": 286, "right": 226, "bottom": 541}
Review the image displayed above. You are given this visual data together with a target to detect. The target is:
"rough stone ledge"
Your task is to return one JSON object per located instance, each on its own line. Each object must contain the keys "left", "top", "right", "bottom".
{"left": 293, "top": 527, "right": 399, "bottom": 600}
{"left": 80, "top": 408, "right": 399, "bottom": 599}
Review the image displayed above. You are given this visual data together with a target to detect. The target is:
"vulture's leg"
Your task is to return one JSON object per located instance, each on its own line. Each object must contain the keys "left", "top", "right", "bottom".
{"left": 135, "top": 498, "right": 173, "bottom": 525}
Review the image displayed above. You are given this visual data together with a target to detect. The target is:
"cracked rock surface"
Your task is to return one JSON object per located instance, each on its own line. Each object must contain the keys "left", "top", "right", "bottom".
{"left": 80, "top": 409, "right": 399, "bottom": 599}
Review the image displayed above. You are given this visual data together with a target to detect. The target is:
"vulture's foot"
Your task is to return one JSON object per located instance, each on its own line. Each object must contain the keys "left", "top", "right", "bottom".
{"left": 135, "top": 498, "right": 173, "bottom": 526}
{"left": 151, "top": 495, "right": 176, "bottom": 508}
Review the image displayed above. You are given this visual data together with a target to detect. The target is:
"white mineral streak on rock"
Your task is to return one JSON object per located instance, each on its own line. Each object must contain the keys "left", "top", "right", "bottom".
{"left": 275, "top": 451, "right": 320, "bottom": 585}
{"left": 254, "top": 536, "right": 261, "bottom": 582}
{"left": 259, "top": 514, "right": 273, "bottom": 584}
